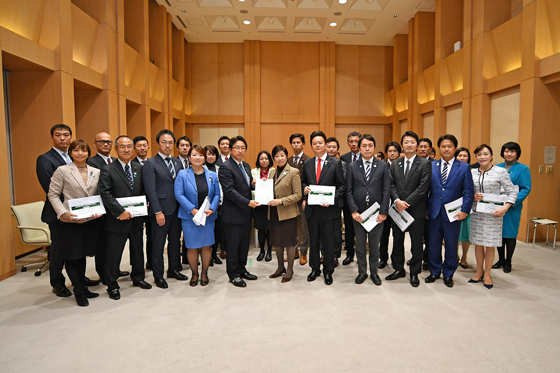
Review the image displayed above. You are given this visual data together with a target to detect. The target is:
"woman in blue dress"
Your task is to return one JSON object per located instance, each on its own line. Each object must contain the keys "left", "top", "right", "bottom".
{"left": 455, "top": 147, "right": 473, "bottom": 269}
{"left": 494, "top": 142, "right": 532, "bottom": 273}
{"left": 175, "top": 145, "right": 221, "bottom": 286}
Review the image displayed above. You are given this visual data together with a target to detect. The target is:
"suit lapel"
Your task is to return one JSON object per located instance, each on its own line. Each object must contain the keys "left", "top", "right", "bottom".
{"left": 115, "top": 162, "right": 133, "bottom": 189}
{"left": 275, "top": 164, "right": 290, "bottom": 185}
{"left": 155, "top": 155, "right": 174, "bottom": 181}
{"left": 445, "top": 160, "right": 461, "bottom": 185}
{"left": 404, "top": 158, "right": 419, "bottom": 187}
{"left": 50, "top": 149, "right": 66, "bottom": 167}
{"left": 396, "top": 158, "right": 405, "bottom": 184}
{"left": 187, "top": 169, "right": 197, "bottom": 192}
{"left": 365, "top": 158, "right": 381, "bottom": 185}
{"left": 318, "top": 156, "right": 332, "bottom": 184}
{"left": 68, "top": 163, "right": 89, "bottom": 194}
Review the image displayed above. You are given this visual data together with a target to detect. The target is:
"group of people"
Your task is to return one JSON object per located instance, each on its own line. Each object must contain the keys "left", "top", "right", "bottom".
{"left": 36, "top": 124, "right": 531, "bottom": 307}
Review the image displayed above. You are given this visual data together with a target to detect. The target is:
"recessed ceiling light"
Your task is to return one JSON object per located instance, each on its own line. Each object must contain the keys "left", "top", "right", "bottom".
{"left": 181, "top": 9, "right": 187, "bottom": 13}
{"left": 243, "top": 20, "right": 251, "bottom": 25}
{"left": 393, "top": 14, "right": 399, "bottom": 17}
{"left": 239, "top": 0, "right": 246, "bottom": 2}
{"left": 329, "top": 22, "right": 337, "bottom": 27}
{"left": 338, "top": 0, "right": 347, "bottom": 3}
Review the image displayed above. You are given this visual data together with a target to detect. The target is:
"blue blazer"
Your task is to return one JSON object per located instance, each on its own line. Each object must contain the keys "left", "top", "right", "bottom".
{"left": 427, "top": 159, "right": 474, "bottom": 221}
{"left": 174, "top": 168, "right": 220, "bottom": 222}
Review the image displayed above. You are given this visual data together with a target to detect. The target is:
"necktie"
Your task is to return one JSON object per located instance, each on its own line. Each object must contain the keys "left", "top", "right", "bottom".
{"left": 125, "top": 164, "right": 133, "bottom": 188}
{"left": 316, "top": 158, "right": 322, "bottom": 183}
{"left": 107, "top": 157, "right": 112, "bottom": 164}
{"left": 225, "top": 156, "right": 228, "bottom": 161}
{"left": 239, "top": 162, "right": 250, "bottom": 186}
{"left": 353, "top": 154, "right": 357, "bottom": 163}
{"left": 165, "top": 157, "right": 176, "bottom": 179}
{"left": 405, "top": 160, "right": 410, "bottom": 178}
{"left": 62, "top": 153, "right": 71, "bottom": 164}
{"left": 365, "top": 161, "right": 371, "bottom": 181}
{"left": 293, "top": 156, "right": 297, "bottom": 166}
{"left": 441, "top": 161, "right": 448, "bottom": 185}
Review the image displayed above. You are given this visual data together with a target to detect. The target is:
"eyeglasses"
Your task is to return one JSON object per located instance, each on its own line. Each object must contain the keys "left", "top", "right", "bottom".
{"left": 232, "top": 147, "right": 246, "bottom": 151}
{"left": 95, "top": 140, "right": 113, "bottom": 145}
{"left": 160, "top": 141, "right": 174, "bottom": 146}
{"left": 118, "top": 145, "right": 134, "bottom": 150}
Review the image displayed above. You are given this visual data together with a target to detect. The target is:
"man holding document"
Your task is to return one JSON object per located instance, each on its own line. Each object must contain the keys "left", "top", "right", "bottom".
{"left": 99, "top": 136, "right": 151, "bottom": 300}
{"left": 301, "top": 131, "right": 345, "bottom": 285}
{"left": 346, "top": 134, "right": 390, "bottom": 286}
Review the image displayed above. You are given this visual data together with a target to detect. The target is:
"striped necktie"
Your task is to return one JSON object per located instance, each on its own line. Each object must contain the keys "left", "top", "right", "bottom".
{"left": 165, "top": 157, "right": 176, "bottom": 179}
{"left": 441, "top": 161, "right": 448, "bottom": 185}
{"left": 365, "top": 160, "right": 371, "bottom": 181}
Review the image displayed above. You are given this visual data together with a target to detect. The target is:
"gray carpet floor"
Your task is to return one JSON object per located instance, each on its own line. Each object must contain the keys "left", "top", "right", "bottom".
{"left": 1, "top": 237, "right": 559, "bottom": 373}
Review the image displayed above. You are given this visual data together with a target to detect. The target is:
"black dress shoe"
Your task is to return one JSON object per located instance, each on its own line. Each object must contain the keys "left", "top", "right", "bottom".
{"left": 167, "top": 270, "right": 188, "bottom": 281}
{"left": 355, "top": 273, "right": 368, "bottom": 284}
{"left": 503, "top": 263, "right": 512, "bottom": 273}
{"left": 154, "top": 277, "right": 168, "bottom": 289}
{"left": 85, "top": 288, "right": 99, "bottom": 298}
{"left": 256, "top": 251, "right": 265, "bottom": 261}
{"left": 492, "top": 261, "right": 504, "bottom": 269}
{"left": 133, "top": 280, "right": 152, "bottom": 289}
{"left": 371, "top": 274, "right": 382, "bottom": 286}
{"left": 385, "top": 270, "right": 406, "bottom": 281}
{"left": 119, "top": 271, "right": 130, "bottom": 278}
{"left": 307, "top": 270, "right": 321, "bottom": 282}
{"left": 425, "top": 274, "right": 440, "bottom": 283}
{"left": 230, "top": 277, "right": 247, "bottom": 288}
{"left": 212, "top": 256, "right": 223, "bottom": 265}
{"left": 443, "top": 277, "right": 454, "bottom": 288}
{"left": 422, "top": 262, "right": 429, "bottom": 271}
{"left": 324, "top": 273, "right": 333, "bottom": 285}
{"left": 75, "top": 294, "right": 89, "bottom": 307}
{"left": 378, "top": 260, "right": 387, "bottom": 269}
{"left": 343, "top": 255, "right": 354, "bottom": 265}
{"left": 52, "top": 285, "right": 72, "bottom": 298}
{"left": 108, "top": 289, "right": 121, "bottom": 300}
{"left": 84, "top": 276, "right": 100, "bottom": 286}
{"left": 406, "top": 259, "right": 411, "bottom": 266}
{"left": 410, "top": 274, "right": 420, "bottom": 287}
{"left": 241, "top": 272, "right": 258, "bottom": 281}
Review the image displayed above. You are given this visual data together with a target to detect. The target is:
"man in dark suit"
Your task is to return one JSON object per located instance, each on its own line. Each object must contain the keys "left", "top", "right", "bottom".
{"left": 346, "top": 134, "right": 390, "bottom": 286}
{"left": 142, "top": 129, "right": 188, "bottom": 288}
{"left": 388, "top": 131, "right": 432, "bottom": 287}
{"left": 417, "top": 137, "right": 434, "bottom": 269}
{"left": 426, "top": 134, "right": 474, "bottom": 288}
{"left": 301, "top": 131, "right": 345, "bottom": 285}
{"left": 132, "top": 136, "right": 152, "bottom": 269}
{"left": 340, "top": 131, "right": 361, "bottom": 265}
{"left": 36, "top": 124, "right": 73, "bottom": 297}
{"left": 99, "top": 136, "right": 152, "bottom": 300}
{"left": 326, "top": 137, "right": 345, "bottom": 265}
{"left": 219, "top": 136, "right": 259, "bottom": 288}
{"left": 287, "top": 133, "right": 310, "bottom": 265}
{"left": 215, "top": 136, "right": 231, "bottom": 167}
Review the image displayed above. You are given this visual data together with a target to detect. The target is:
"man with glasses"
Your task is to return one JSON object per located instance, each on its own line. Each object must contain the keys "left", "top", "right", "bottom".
{"left": 219, "top": 136, "right": 259, "bottom": 288}
{"left": 88, "top": 132, "right": 116, "bottom": 169}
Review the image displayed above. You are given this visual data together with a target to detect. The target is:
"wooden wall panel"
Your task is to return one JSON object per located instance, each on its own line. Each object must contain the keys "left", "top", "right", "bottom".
{"left": 489, "top": 86, "right": 520, "bottom": 153}
{"left": 423, "top": 112, "right": 435, "bottom": 141}
{"left": 446, "top": 103, "right": 463, "bottom": 146}
{"left": 218, "top": 44, "right": 245, "bottom": 116}
{"left": 260, "top": 123, "right": 318, "bottom": 158}
{"left": 335, "top": 125, "right": 387, "bottom": 154}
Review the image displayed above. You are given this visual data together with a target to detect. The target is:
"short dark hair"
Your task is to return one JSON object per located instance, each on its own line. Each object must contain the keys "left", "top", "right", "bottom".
{"left": 255, "top": 150, "right": 273, "bottom": 168}
{"left": 156, "top": 129, "right": 175, "bottom": 144}
{"left": 501, "top": 142, "right": 522, "bottom": 159}
{"left": 401, "top": 131, "right": 419, "bottom": 145}
{"left": 188, "top": 145, "right": 207, "bottom": 160}
{"left": 376, "top": 152, "right": 385, "bottom": 160}
{"left": 218, "top": 136, "right": 230, "bottom": 146}
{"left": 385, "top": 141, "right": 402, "bottom": 154}
{"left": 437, "top": 134, "right": 458, "bottom": 148}
{"left": 454, "top": 147, "right": 471, "bottom": 164}
{"left": 177, "top": 136, "right": 192, "bottom": 148}
{"left": 204, "top": 145, "right": 219, "bottom": 158}
{"left": 430, "top": 148, "right": 436, "bottom": 155}
{"left": 473, "top": 144, "right": 493, "bottom": 156}
{"left": 133, "top": 136, "right": 148, "bottom": 145}
{"left": 358, "top": 134, "right": 376, "bottom": 147}
{"left": 289, "top": 133, "right": 305, "bottom": 144}
{"left": 68, "top": 139, "right": 90, "bottom": 159}
{"left": 310, "top": 131, "right": 327, "bottom": 143}
{"left": 272, "top": 145, "right": 289, "bottom": 159}
{"left": 230, "top": 136, "right": 247, "bottom": 150}
{"left": 418, "top": 138, "right": 433, "bottom": 148}
{"left": 115, "top": 135, "right": 131, "bottom": 147}
{"left": 347, "top": 131, "right": 361, "bottom": 140}
{"left": 326, "top": 137, "right": 340, "bottom": 150}
{"left": 51, "top": 124, "right": 72, "bottom": 136}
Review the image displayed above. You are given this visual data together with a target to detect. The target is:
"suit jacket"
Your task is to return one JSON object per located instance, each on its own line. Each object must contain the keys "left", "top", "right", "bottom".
{"left": 287, "top": 153, "right": 310, "bottom": 172}
{"left": 219, "top": 158, "right": 253, "bottom": 224}
{"left": 301, "top": 155, "right": 345, "bottom": 220}
{"left": 142, "top": 154, "right": 182, "bottom": 216}
{"left": 269, "top": 164, "right": 302, "bottom": 221}
{"left": 37, "top": 148, "right": 67, "bottom": 223}
{"left": 346, "top": 157, "right": 390, "bottom": 216}
{"left": 174, "top": 168, "right": 221, "bottom": 222}
{"left": 389, "top": 156, "right": 432, "bottom": 220}
{"left": 87, "top": 154, "right": 116, "bottom": 170}
{"left": 426, "top": 159, "right": 474, "bottom": 220}
{"left": 47, "top": 163, "right": 101, "bottom": 219}
{"left": 98, "top": 160, "right": 144, "bottom": 232}
{"left": 341, "top": 151, "right": 361, "bottom": 165}
{"left": 132, "top": 156, "right": 149, "bottom": 166}
{"left": 216, "top": 155, "right": 230, "bottom": 167}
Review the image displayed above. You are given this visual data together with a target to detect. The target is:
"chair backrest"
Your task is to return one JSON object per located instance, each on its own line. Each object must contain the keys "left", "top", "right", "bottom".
{"left": 11, "top": 201, "right": 51, "bottom": 245}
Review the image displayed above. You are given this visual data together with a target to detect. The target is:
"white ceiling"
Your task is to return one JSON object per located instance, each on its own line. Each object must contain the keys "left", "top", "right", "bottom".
{"left": 156, "top": 0, "right": 435, "bottom": 46}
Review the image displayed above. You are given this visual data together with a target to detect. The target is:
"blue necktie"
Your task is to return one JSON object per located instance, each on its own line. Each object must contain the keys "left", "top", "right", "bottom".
{"left": 239, "top": 162, "right": 250, "bottom": 186}
{"left": 125, "top": 164, "right": 133, "bottom": 188}
{"left": 442, "top": 161, "right": 448, "bottom": 185}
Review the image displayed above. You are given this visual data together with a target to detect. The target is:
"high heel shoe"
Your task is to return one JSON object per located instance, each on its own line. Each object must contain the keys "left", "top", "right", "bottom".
{"left": 269, "top": 269, "right": 286, "bottom": 279}
{"left": 256, "top": 251, "right": 265, "bottom": 261}
{"left": 468, "top": 277, "right": 482, "bottom": 283}
{"left": 281, "top": 274, "right": 292, "bottom": 283}
{"left": 190, "top": 274, "right": 199, "bottom": 287}
{"left": 200, "top": 272, "right": 209, "bottom": 286}
{"left": 483, "top": 276, "right": 493, "bottom": 289}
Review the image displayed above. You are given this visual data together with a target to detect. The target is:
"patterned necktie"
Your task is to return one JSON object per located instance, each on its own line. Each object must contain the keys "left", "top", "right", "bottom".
{"left": 316, "top": 158, "right": 322, "bottom": 183}
{"left": 165, "top": 157, "right": 176, "bottom": 179}
{"left": 365, "top": 160, "right": 371, "bottom": 181}
{"left": 107, "top": 157, "right": 112, "bottom": 164}
{"left": 353, "top": 154, "right": 357, "bottom": 162}
{"left": 125, "top": 164, "right": 133, "bottom": 188}
{"left": 405, "top": 160, "right": 410, "bottom": 178}
{"left": 441, "top": 161, "right": 448, "bottom": 185}
{"left": 239, "top": 162, "right": 250, "bottom": 186}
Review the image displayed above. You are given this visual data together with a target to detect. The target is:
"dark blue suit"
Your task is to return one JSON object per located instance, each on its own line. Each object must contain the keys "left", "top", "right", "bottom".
{"left": 142, "top": 154, "right": 182, "bottom": 279}
{"left": 427, "top": 159, "right": 474, "bottom": 278}
{"left": 36, "top": 148, "right": 67, "bottom": 287}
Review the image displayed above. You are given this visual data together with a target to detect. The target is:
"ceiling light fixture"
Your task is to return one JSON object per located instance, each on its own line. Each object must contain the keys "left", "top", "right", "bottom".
{"left": 181, "top": 9, "right": 187, "bottom": 12}
{"left": 338, "top": 0, "right": 347, "bottom": 3}
{"left": 243, "top": 20, "right": 251, "bottom": 25}
{"left": 329, "top": 22, "right": 337, "bottom": 26}
{"left": 239, "top": 0, "right": 246, "bottom": 2}
{"left": 393, "top": 14, "right": 399, "bottom": 17}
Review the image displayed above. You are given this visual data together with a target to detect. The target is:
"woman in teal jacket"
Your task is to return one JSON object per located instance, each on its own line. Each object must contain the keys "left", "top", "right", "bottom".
{"left": 494, "top": 142, "right": 532, "bottom": 273}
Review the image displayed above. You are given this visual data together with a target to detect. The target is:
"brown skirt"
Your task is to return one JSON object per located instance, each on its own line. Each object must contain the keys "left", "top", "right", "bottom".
{"left": 269, "top": 206, "right": 298, "bottom": 248}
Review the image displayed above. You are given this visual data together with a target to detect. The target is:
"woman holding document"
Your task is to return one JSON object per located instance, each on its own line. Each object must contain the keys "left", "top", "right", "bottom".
{"left": 174, "top": 145, "right": 221, "bottom": 286}
{"left": 48, "top": 140, "right": 102, "bottom": 307}
{"left": 469, "top": 145, "right": 517, "bottom": 289}
{"left": 251, "top": 151, "right": 274, "bottom": 262}
{"left": 267, "top": 145, "right": 302, "bottom": 283}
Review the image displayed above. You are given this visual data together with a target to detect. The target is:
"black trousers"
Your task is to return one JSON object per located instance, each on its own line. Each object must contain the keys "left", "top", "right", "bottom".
{"left": 94, "top": 216, "right": 107, "bottom": 279}
{"left": 47, "top": 221, "right": 66, "bottom": 288}
{"left": 342, "top": 205, "right": 355, "bottom": 256}
{"left": 150, "top": 212, "right": 181, "bottom": 278}
{"left": 144, "top": 216, "right": 153, "bottom": 266}
{"left": 104, "top": 223, "right": 145, "bottom": 290}
{"left": 334, "top": 216, "right": 343, "bottom": 258}
{"left": 391, "top": 217, "right": 424, "bottom": 275}
{"left": 225, "top": 223, "right": 251, "bottom": 280}
{"left": 65, "top": 257, "right": 86, "bottom": 296}
{"left": 308, "top": 214, "right": 337, "bottom": 275}
{"left": 379, "top": 215, "right": 394, "bottom": 262}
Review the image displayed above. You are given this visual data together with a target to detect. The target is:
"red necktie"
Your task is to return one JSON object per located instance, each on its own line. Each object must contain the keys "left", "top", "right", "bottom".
{"left": 316, "top": 158, "right": 322, "bottom": 183}
{"left": 107, "top": 157, "right": 111, "bottom": 164}
{"left": 225, "top": 156, "right": 228, "bottom": 161}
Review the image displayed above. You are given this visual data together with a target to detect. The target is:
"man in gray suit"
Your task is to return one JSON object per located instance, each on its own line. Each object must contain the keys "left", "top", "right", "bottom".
{"left": 346, "top": 134, "right": 390, "bottom": 286}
